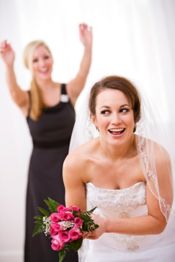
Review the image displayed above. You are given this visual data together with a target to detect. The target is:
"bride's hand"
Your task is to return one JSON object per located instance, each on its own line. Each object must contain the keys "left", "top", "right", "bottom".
{"left": 84, "top": 213, "right": 107, "bottom": 240}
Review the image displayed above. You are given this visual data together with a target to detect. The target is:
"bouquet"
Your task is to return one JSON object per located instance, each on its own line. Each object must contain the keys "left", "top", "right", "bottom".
{"left": 33, "top": 197, "right": 98, "bottom": 262}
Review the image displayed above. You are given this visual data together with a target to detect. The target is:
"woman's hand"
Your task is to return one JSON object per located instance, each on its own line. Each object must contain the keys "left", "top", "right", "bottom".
{"left": 84, "top": 213, "right": 107, "bottom": 240}
{"left": 67, "top": 23, "right": 93, "bottom": 103}
{"left": 79, "top": 23, "right": 93, "bottom": 49}
{"left": 0, "top": 40, "right": 15, "bottom": 67}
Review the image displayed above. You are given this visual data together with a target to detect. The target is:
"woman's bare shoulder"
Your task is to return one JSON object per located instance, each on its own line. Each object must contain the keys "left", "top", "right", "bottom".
{"left": 151, "top": 139, "right": 171, "bottom": 163}
{"left": 64, "top": 139, "right": 98, "bottom": 170}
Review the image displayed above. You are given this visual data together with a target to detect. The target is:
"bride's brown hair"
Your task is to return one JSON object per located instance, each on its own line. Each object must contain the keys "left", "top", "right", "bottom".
{"left": 89, "top": 75, "right": 141, "bottom": 124}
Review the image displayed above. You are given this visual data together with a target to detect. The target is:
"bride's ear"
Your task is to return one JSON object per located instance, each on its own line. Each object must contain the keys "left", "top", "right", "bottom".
{"left": 90, "top": 113, "right": 99, "bottom": 131}
{"left": 90, "top": 112, "right": 95, "bottom": 121}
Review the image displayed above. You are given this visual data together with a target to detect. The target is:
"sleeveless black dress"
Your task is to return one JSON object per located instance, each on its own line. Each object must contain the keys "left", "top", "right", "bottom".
{"left": 24, "top": 84, "right": 78, "bottom": 262}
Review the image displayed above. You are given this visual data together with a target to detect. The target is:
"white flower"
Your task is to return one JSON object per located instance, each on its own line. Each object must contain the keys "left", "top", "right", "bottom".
{"left": 58, "top": 221, "right": 74, "bottom": 230}
{"left": 43, "top": 216, "right": 51, "bottom": 235}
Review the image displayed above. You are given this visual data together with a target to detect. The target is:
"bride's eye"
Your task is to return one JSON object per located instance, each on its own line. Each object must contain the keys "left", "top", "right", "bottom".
{"left": 119, "top": 107, "right": 129, "bottom": 113}
{"left": 100, "top": 109, "right": 110, "bottom": 115}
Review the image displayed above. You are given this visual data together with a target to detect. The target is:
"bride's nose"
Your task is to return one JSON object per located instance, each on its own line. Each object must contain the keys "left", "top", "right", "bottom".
{"left": 111, "top": 112, "right": 121, "bottom": 124}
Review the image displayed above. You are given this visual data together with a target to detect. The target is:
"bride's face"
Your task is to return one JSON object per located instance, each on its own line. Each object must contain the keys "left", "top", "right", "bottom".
{"left": 92, "top": 88, "right": 135, "bottom": 145}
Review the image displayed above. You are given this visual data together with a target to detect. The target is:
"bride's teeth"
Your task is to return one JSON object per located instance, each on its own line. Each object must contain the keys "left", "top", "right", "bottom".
{"left": 110, "top": 128, "right": 123, "bottom": 132}
{"left": 108, "top": 128, "right": 125, "bottom": 134}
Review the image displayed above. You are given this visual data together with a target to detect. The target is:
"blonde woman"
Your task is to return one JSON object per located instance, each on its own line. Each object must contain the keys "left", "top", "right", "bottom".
{"left": 0, "top": 23, "right": 92, "bottom": 262}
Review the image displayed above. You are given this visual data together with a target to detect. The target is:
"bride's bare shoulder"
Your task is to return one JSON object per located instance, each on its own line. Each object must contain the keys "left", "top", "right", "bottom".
{"left": 64, "top": 138, "right": 98, "bottom": 169}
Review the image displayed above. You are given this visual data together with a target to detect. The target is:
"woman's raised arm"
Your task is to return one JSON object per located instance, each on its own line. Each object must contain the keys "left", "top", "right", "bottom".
{"left": 0, "top": 40, "right": 28, "bottom": 113}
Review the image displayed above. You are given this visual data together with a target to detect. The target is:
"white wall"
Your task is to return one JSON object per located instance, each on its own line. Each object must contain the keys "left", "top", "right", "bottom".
{"left": 0, "top": 0, "right": 175, "bottom": 261}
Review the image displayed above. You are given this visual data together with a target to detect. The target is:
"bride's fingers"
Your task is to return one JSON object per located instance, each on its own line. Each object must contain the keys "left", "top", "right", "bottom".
{"left": 83, "top": 232, "right": 92, "bottom": 238}
{"left": 83, "top": 231, "right": 97, "bottom": 239}
{"left": 82, "top": 232, "right": 89, "bottom": 238}
{"left": 86, "top": 234, "right": 96, "bottom": 239}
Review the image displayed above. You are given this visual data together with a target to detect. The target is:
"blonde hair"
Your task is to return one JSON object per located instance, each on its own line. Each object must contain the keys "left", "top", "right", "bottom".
{"left": 23, "top": 40, "right": 52, "bottom": 120}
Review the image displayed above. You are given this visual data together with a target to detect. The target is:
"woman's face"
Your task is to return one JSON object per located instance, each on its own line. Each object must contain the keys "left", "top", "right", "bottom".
{"left": 92, "top": 88, "right": 135, "bottom": 145}
{"left": 31, "top": 45, "right": 53, "bottom": 81}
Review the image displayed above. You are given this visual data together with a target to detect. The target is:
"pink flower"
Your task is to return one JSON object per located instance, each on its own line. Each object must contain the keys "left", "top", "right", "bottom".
{"left": 74, "top": 217, "right": 83, "bottom": 227}
{"left": 51, "top": 235, "right": 64, "bottom": 251}
{"left": 58, "top": 211, "right": 74, "bottom": 221}
{"left": 70, "top": 206, "right": 81, "bottom": 212}
{"left": 50, "top": 223, "right": 61, "bottom": 235}
{"left": 69, "top": 227, "right": 82, "bottom": 241}
{"left": 33, "top": 198, "right": 98, "bottom": 261}
{"left": 57, "top": 205, "right": 70, "bottom": 212}
{"left": 59, "top": 230, "right": 71, "bottom": 243}
{"left": 50, "top": 213, "right": 60, "bottom": 223}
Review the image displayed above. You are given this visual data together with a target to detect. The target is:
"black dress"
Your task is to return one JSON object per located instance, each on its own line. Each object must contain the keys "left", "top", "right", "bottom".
{"left": 24, "top": 84, "right": 78, "bottom": 262}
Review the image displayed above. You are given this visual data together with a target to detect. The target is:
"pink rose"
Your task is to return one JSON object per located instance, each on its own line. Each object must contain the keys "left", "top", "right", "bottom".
{"left": 58, "top": 211, "right": 74, "bottom": 221}
{"left": 69, "top": 227, "right": 82, "bottom": 240}
{"left": 50, "top": 223, "right": 61, "bottom": 235}
{"left": 59, "top": 230, "right": 71, "bottom": 243}
{"left": 51, "top": 235, "right": 64, "bottom": 251}
{"left": 70, "top": 206, "right": 81, "bottom": 212}
{"left": 50, "top": 213, "right": 60, "bottom": 223}
{"left": 74, "top": 217, "right": 83, "bottom": 227}
{"left": 57, "top": 205, "right": 70, "bottom": 212}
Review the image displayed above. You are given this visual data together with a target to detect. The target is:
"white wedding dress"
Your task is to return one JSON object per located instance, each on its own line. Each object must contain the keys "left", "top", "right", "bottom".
{"left": 79, "top": 182, "right": 175, "bottom": 262}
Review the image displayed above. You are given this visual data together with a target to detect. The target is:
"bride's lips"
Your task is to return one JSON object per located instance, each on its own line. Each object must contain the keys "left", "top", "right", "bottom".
{"left": 108, "top": 128, "right": 126, "bottom": 136}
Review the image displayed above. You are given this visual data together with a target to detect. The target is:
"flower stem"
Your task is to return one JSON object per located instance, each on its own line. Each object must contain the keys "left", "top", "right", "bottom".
{"left": 59, "top": 252, "right": 66, "bottom": 262}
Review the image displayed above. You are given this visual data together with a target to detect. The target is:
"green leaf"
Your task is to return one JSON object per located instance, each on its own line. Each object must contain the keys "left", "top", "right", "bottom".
{"left": 38, "top": 207, "right": 50, "bottom": 216}
{"left": 80, "top": 208, "right": 99, "bottom": 232}
{"left": 33, "top": 215, "right": 43, "bottom": 221}
{"left": 44, "top": 197, "right": 59, "bottom": 213}
{"left": 32, "top": 221, "right": 44, "bottom": 236}
{"left": 87, "top": 207, "right": 97, "bottom": 214}
{"left": 69, "top": 238, "right": 83, "bottom": 250}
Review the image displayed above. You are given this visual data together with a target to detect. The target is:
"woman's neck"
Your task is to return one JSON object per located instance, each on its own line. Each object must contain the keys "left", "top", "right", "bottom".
{"left": 36, "top": 78, "right": 55, "bottom": 91}
{"left": 99, "top": 134, "right": 136, "bottom": 161}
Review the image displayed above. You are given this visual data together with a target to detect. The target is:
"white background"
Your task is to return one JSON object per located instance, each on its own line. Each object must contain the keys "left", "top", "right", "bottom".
{"left": 0, "top": 0, "right": 175, "bottom": 261}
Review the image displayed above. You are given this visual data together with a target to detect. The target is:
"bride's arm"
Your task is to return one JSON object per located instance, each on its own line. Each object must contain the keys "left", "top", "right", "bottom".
{"left": 86, "top": 186, "right": 167, "bottom": 240}
{"left": 105, "top": 186, "right": 166, "bottom": 235}
{"left": 63, "top": 151, "right": 86, "bottom": 211}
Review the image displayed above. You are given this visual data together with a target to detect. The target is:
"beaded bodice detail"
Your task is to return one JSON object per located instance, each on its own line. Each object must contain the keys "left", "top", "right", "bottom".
{"left": 87, "top": 182, "right": 146, "bottom": 217}
{"left": 86, "top": 182, "right": 148, "bottom": 251}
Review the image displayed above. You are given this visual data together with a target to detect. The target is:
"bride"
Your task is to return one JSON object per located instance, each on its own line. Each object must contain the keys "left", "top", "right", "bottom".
{"left": 63, "top": 75, "right": 175, "bottom": 261}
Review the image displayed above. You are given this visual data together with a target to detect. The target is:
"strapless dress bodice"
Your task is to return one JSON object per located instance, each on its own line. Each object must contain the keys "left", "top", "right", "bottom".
{"left": 84, "top": 182, "right": 159, "bottom": 253}
{"left": 86, "top": 182, "right": 147, "bottom": 218}
{"left": 79, "top": 183, "right": 175, "bottom": 261}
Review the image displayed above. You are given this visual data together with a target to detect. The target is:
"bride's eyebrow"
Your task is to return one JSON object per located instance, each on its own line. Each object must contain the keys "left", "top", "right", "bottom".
{"left": 98, "top": 104, "right": 130, "bottom": 111}
{"left": 100, "top": 106, "right": 110, "bottom": 108}
{"left": 120, "top": 104, "right": 130, "bottom": 108}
